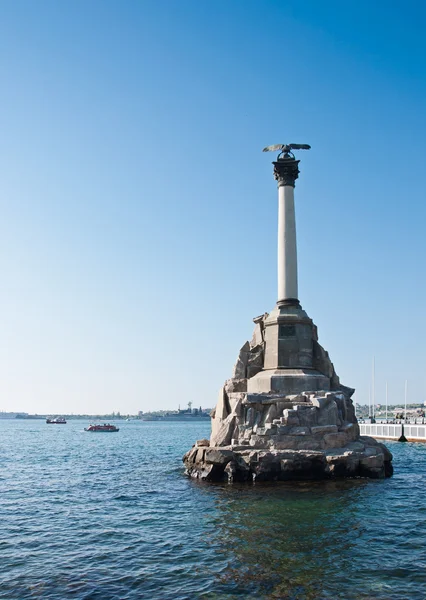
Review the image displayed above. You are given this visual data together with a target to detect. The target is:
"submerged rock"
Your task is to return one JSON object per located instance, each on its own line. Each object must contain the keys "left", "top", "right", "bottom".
{"left": 183, "top": 440, "right": 393, "bottom": 482}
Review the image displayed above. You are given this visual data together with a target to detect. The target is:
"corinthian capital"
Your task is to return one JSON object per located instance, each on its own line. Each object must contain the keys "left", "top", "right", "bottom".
{"left": 273, "top": 158, "right": 300, "bottom": 188}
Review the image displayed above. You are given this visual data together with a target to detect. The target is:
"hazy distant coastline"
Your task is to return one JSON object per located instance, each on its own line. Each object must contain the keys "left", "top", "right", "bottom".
{"left": 2, "top": 402, "right": 424, "bottom": 421}
{"left": 0, "top": 407, "right": 212, "bottom": 421}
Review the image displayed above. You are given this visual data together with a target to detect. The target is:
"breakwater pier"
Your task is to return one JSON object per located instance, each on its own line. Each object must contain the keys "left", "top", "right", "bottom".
{"left": 360, "top": 421, "right": 426, "bottom": 442}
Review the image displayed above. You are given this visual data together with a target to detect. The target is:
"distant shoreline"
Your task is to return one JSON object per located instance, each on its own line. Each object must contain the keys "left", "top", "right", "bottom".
{"left": 0, "top": 413, "right": 211, "bottom": 421}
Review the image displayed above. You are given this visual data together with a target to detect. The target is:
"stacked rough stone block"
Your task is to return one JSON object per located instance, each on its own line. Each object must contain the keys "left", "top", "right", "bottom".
{"left": 183, "top": 314, "right": 393, "bottom": 482}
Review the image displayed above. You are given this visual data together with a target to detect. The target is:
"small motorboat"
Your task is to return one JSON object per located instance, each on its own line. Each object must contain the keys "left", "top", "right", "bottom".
{"left": 84, "top": 423, "right": 119, "bottom": 432}
{"left": 46, "top": 417, "right": 67, "bottom": 424}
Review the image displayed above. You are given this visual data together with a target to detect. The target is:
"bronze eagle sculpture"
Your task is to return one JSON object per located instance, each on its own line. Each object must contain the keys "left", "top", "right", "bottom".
{"left": 262, "top": 143, "right": 311, "bottom": 158}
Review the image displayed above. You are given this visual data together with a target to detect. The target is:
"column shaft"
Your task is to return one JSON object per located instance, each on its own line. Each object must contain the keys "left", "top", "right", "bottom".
{"left": 278, "top": 184, "right": 298, "bottom": 303}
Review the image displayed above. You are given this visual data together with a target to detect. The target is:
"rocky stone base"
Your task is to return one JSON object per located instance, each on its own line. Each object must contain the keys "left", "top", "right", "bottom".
{"left": 184, "top": 310, "right": 394, "bottom": 482}
{"left": 183, "top": 436, "right": 393, "bottom": 482}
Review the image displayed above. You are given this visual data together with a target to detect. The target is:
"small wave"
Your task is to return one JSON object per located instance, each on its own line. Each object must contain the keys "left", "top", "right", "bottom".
{"left": 113, "top": 495, "right": 139, "bottom": 502}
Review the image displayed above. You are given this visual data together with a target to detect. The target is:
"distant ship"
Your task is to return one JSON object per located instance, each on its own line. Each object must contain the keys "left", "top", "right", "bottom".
{"left": 46, "top": 417, "right": 67, "bottom": 424}
{"left": 141, "top": 403, "right": 211, "bottom": 422}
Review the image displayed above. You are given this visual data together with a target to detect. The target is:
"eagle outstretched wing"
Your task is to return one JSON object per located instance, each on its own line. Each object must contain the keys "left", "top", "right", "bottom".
{"left": 289, "top": 143, "right": 311, "bottom": 150}
{"left": 262, "top": 144, "right": 286, "bottom": 153}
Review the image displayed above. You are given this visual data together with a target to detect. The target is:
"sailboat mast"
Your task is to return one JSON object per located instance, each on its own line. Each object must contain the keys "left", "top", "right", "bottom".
{"left": 404, "top": 380, "right": 408, "bottom": 422}
{"left": 368, "top": 385, "right": 371, "bottom": 418}
{"left": 385, "top": 381, "right": 388, "bottom": 422}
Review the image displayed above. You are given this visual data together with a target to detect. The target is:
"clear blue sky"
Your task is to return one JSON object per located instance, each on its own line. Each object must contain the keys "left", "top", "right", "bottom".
{"left": 0, "top": 0, "right": 425, "bottom": 414}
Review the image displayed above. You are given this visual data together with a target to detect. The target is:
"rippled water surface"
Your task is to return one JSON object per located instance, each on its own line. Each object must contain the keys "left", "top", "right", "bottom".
{"left": 1, "top": 419, "right": 426, "bottom": 599}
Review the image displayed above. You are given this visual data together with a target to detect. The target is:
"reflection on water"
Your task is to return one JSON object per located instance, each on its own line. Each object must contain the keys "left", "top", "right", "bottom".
{"left": 204, "top": 480, "right": 369, "bottom": 599}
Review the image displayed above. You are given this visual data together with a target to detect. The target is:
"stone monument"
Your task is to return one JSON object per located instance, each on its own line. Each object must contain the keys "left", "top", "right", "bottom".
{"left": 183, "top": 144, "right": 393, "bottom": 482}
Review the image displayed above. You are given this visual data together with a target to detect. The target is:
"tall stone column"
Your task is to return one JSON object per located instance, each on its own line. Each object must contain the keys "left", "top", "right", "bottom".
{"left": 274, "top": 156, "right": 300, "bottom": 307}
{"left": 247, "top": 150, "right": 330, "bottom": 394}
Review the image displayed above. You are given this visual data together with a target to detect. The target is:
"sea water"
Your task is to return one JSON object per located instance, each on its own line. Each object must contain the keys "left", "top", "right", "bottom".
{"left": 1, "top": 419, "right": 425, "bottom": 599}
